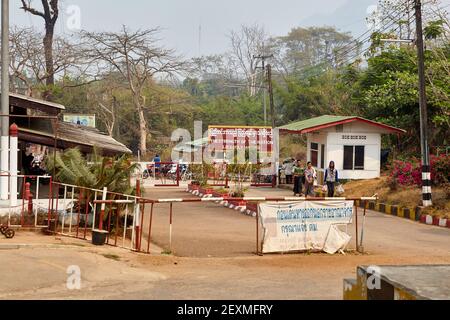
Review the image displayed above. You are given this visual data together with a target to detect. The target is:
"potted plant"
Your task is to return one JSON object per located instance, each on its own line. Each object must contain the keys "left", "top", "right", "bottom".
{"left": 213, "top": 188, "right": 230, "bottom": 199}
{"left": 188, "top": 180, "right": 201, "bottom": 191}
{"left": 229, "top": 188, "right": 247, "bottom": 207}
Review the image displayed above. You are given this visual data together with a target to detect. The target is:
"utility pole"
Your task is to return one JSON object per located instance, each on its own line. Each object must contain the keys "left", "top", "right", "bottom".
{"left": 379, "top": 0, "right": 431, "bottom": 207}
{"left": 414, "top": 0, "right": 432, "bottom": 207}
{"left": 267, "top": 64, "right": 275, "bottom": 129}
{"left": 253, "top": 54, "right": 273, "bottom": 125}
{"left": 1, "top": 0, "right": 9, "bottom": 200}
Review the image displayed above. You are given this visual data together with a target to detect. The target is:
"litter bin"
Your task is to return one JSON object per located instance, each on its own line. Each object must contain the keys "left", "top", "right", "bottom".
{"left": 92, "top": 229, "right": 109, "bottom": 246}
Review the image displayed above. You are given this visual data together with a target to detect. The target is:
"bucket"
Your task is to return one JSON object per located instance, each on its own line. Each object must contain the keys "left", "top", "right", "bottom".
{"left": 43, "top": 219, "right": 56, "bottom": 235}
{"left": 92, "top": 229, "right": 109, "bottom": 246}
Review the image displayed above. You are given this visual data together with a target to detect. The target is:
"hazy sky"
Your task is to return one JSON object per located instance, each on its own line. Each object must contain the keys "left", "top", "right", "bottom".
{"left": 11, "top": 0, "right": 450, "bottom": 57}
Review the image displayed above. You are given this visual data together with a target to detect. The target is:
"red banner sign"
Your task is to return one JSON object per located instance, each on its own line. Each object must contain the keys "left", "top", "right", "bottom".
{"left": 208, "top": 126, "right": 273, "bottom": 153}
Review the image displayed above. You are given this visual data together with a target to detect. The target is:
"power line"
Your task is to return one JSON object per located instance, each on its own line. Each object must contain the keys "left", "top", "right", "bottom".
{"left": 335, "top": 8, "right": 413, "bottom": 64}
{"left": 339, "top": 13, "right": 417, "bottom": 66}
{"left": 288, "top": 7, "right": 414, "bottom": 80}
{"left": 332, "top": 2, "right": 414, "bottom": 58}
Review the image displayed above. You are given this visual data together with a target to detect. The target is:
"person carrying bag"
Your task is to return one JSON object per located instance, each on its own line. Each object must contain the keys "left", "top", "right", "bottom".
{"left": 304, "top": 162, "right": 316, "bottom": 197}
{"left": 324, "top": 161, "right": 339, "bottom": 197}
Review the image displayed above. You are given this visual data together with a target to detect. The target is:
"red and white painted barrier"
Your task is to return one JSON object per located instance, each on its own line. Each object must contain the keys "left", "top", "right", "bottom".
{"left": 421, "top": 214, "right": 450, "bottom": 229}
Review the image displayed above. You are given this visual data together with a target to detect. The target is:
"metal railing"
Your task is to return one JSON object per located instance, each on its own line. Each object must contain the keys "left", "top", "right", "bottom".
{"left": 94, "top": 195, "right": 376, "bottom": 255}
{"left": 0, "top": 174, "right": 52, "bottom": 228}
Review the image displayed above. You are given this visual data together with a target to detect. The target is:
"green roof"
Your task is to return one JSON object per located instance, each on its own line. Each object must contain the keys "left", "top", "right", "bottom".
{"left": 278, "top": 115, "right": 405, "bottom": 134}
{"left": 278, "top": 115, "right": 354, "bottom": 131}
{"left": 187, "top": 137, "right": 209, "bottom": 147}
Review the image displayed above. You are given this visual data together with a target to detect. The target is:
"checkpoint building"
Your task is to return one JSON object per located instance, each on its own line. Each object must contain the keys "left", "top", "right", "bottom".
{"left": 279, "top": 115, "right": 405, "bottom": 180}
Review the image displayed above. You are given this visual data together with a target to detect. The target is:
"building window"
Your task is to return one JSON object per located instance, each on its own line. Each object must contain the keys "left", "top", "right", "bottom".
{"left": 310, "top": 143, "right": 318, "bottom": 167}
{"left": 343, "top": 145, "right": 365, "bottom": 170}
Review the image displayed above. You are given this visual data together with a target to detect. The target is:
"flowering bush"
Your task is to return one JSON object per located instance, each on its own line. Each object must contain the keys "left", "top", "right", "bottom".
{"left": 388, "top": 155, "right": 450, "bottom": 188}
{"left": 430, "top": 154, "right": 450, "bottom": 185}
{"left": 388, "top": 160, "right": 420, "bottom": 187}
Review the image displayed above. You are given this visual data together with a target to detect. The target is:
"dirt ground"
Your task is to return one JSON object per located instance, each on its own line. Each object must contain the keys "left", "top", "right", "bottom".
{"left": 342, "top": 176, "right": 450, "bottom": 218}
{"left": 0, "top": 186, "right": 449, "bottom": 300}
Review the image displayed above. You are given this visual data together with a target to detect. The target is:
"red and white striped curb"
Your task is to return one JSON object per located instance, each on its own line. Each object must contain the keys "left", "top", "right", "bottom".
{"left": 421, "top": 214, "right": 450, "bottom": 229}
{"left": 187, "top": 189, "right": 257, "bottom": 217}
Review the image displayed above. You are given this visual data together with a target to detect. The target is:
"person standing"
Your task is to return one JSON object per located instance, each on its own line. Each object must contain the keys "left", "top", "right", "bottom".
{"left": 304, "top": 162, "right": 316, "bottom": 197}
{"left": 153, "top": 154, "right": 161, "bottom": 176}
{"left": 324, "top": 161, "right": 339, "bottom": 197}
{"left": 293, "top": 160, "right": 304, "bottom": 196}
{"left": 284, "top": 159, "right": 294, "bottom": 184}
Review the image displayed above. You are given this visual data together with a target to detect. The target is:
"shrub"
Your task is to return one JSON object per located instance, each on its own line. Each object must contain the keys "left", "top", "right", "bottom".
{"left": 442, "top": 183, "right": 450, "bottom": 200}
{"left": 388, "top": 155, "right": 450, "bottom": 188}
{"left": 388, "top": 160, "right": 419, "bottom": 186}
{"left": 430, "top": 154, "right": 450, "bottom": 185}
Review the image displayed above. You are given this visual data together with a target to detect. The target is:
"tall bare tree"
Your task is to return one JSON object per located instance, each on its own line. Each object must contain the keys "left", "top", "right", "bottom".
{"left": 228, "top": 24, "right": 269, "bottom": 96}
{"left": 20, "top": 0, "right": 59, "bottom": 95}
{"left": 9, "top": 27, "right": 89, "bottom": 97}
{"left": 83, "top": 27, "right": 183, "bottom": 157}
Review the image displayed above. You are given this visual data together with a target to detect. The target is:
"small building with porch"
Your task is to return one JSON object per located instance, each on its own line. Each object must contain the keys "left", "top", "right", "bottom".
{"left": 278, "top": 115, "right": 405, "bottom": 180}
{"left": 0, "top": 92, "right": 132, "bottom": 214}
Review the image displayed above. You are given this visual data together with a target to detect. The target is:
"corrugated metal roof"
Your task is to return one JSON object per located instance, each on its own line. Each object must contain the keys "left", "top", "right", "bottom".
{"left": 56, "top": 122, "right": 132, "bottom": 154}
{"left": 18, "top": 120, "right": 131, "bottom": 155}
{"left": 278, "top": 115, "right": 405, "bottom": 134}
{"left": 9, "top": 92, "right": 65, "bottom": 110}
{"left": 188, "top": 137, "right": 209, "bottom": 147}
{"left": 278, "top": 115, "right": 354, "bottom": 131}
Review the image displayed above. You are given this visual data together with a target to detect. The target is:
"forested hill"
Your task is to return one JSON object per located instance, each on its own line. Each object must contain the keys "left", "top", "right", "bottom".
{"left": 10, "top": 0, "right": 449, "bottom": 159}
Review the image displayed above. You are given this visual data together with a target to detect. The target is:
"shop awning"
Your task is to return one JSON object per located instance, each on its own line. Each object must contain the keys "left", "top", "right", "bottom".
{"left": 17, "top": 120, "right": 132, "bottom": 156}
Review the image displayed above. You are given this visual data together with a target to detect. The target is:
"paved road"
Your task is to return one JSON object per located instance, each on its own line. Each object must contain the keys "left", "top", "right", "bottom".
{"left": 143, "top": 186, "right": 450, "bottom": 258}
{"left": 1, "top": 186, "right": 449, "bottom": 300}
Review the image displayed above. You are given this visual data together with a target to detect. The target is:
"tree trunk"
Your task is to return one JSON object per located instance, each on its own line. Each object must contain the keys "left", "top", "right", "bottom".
{"left": 135, "top": 95, "right": 148, "bottom": 158}
{"left": 43, "top": 23, "right": 55, "bottom": 99}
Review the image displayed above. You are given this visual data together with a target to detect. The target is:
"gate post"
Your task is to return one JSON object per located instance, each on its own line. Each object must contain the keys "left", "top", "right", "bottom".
{"left": 9, "top": 124, "right": 18, "bottom": 207}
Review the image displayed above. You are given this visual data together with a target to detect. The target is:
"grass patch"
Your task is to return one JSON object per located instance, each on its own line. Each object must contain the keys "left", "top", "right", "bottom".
{"left": 63, "top": 243, "right": 87, "bottom": 247}
{"left": 102, "top": 253, "right": 121, "bottom": 261}
{"left": 343, "top": 175, "right": 450, "bottom": 219}
{"left": 161, "top": 249, "right": 172, "bottom": 255}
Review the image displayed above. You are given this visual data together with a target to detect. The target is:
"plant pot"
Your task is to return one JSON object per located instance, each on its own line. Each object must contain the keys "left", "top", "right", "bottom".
{"left": 213, "top": 192, "right": 228, "bottom": 198}
{"left": 92, "top": 229, "right": 109, "bottom": 246}
{"left": 43, "top": 219, "right": 56, "bottom": 235}
{"left": 188, "top": 184, "right": 200, "bottom": 191}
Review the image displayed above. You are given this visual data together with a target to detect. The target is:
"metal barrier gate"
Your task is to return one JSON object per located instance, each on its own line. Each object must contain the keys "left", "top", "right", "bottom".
{"left": 93, "top": 195, "right": 375, "bottom": 255}
{"left": 250, "top": 163, "right": 277, "bottom": 188}
{"left": 0, "top": 174, "right": 52, "bottom": 228}
{"left": 209, "top": 162, "right": 229, "bottom": 188}
{"left": 146, "top": 162, "right": 180, "bottom": 187}
{"left": 20, "top": 179, "right": 376, "bottom": 256}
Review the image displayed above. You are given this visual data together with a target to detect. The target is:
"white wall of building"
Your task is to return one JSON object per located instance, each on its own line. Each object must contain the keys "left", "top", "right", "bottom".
{"left": 326, "top": 132, "right": 381, "bottom": 180}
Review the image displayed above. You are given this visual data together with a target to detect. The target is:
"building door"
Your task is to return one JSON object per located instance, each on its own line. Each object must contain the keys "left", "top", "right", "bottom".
{"left": 310, "top": 143, "right": 318, "bottom": 167}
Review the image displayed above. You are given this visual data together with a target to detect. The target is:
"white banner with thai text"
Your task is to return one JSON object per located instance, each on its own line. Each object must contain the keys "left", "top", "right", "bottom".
{"left": 259, "top": 201, "right": 354, "bottom": 254}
